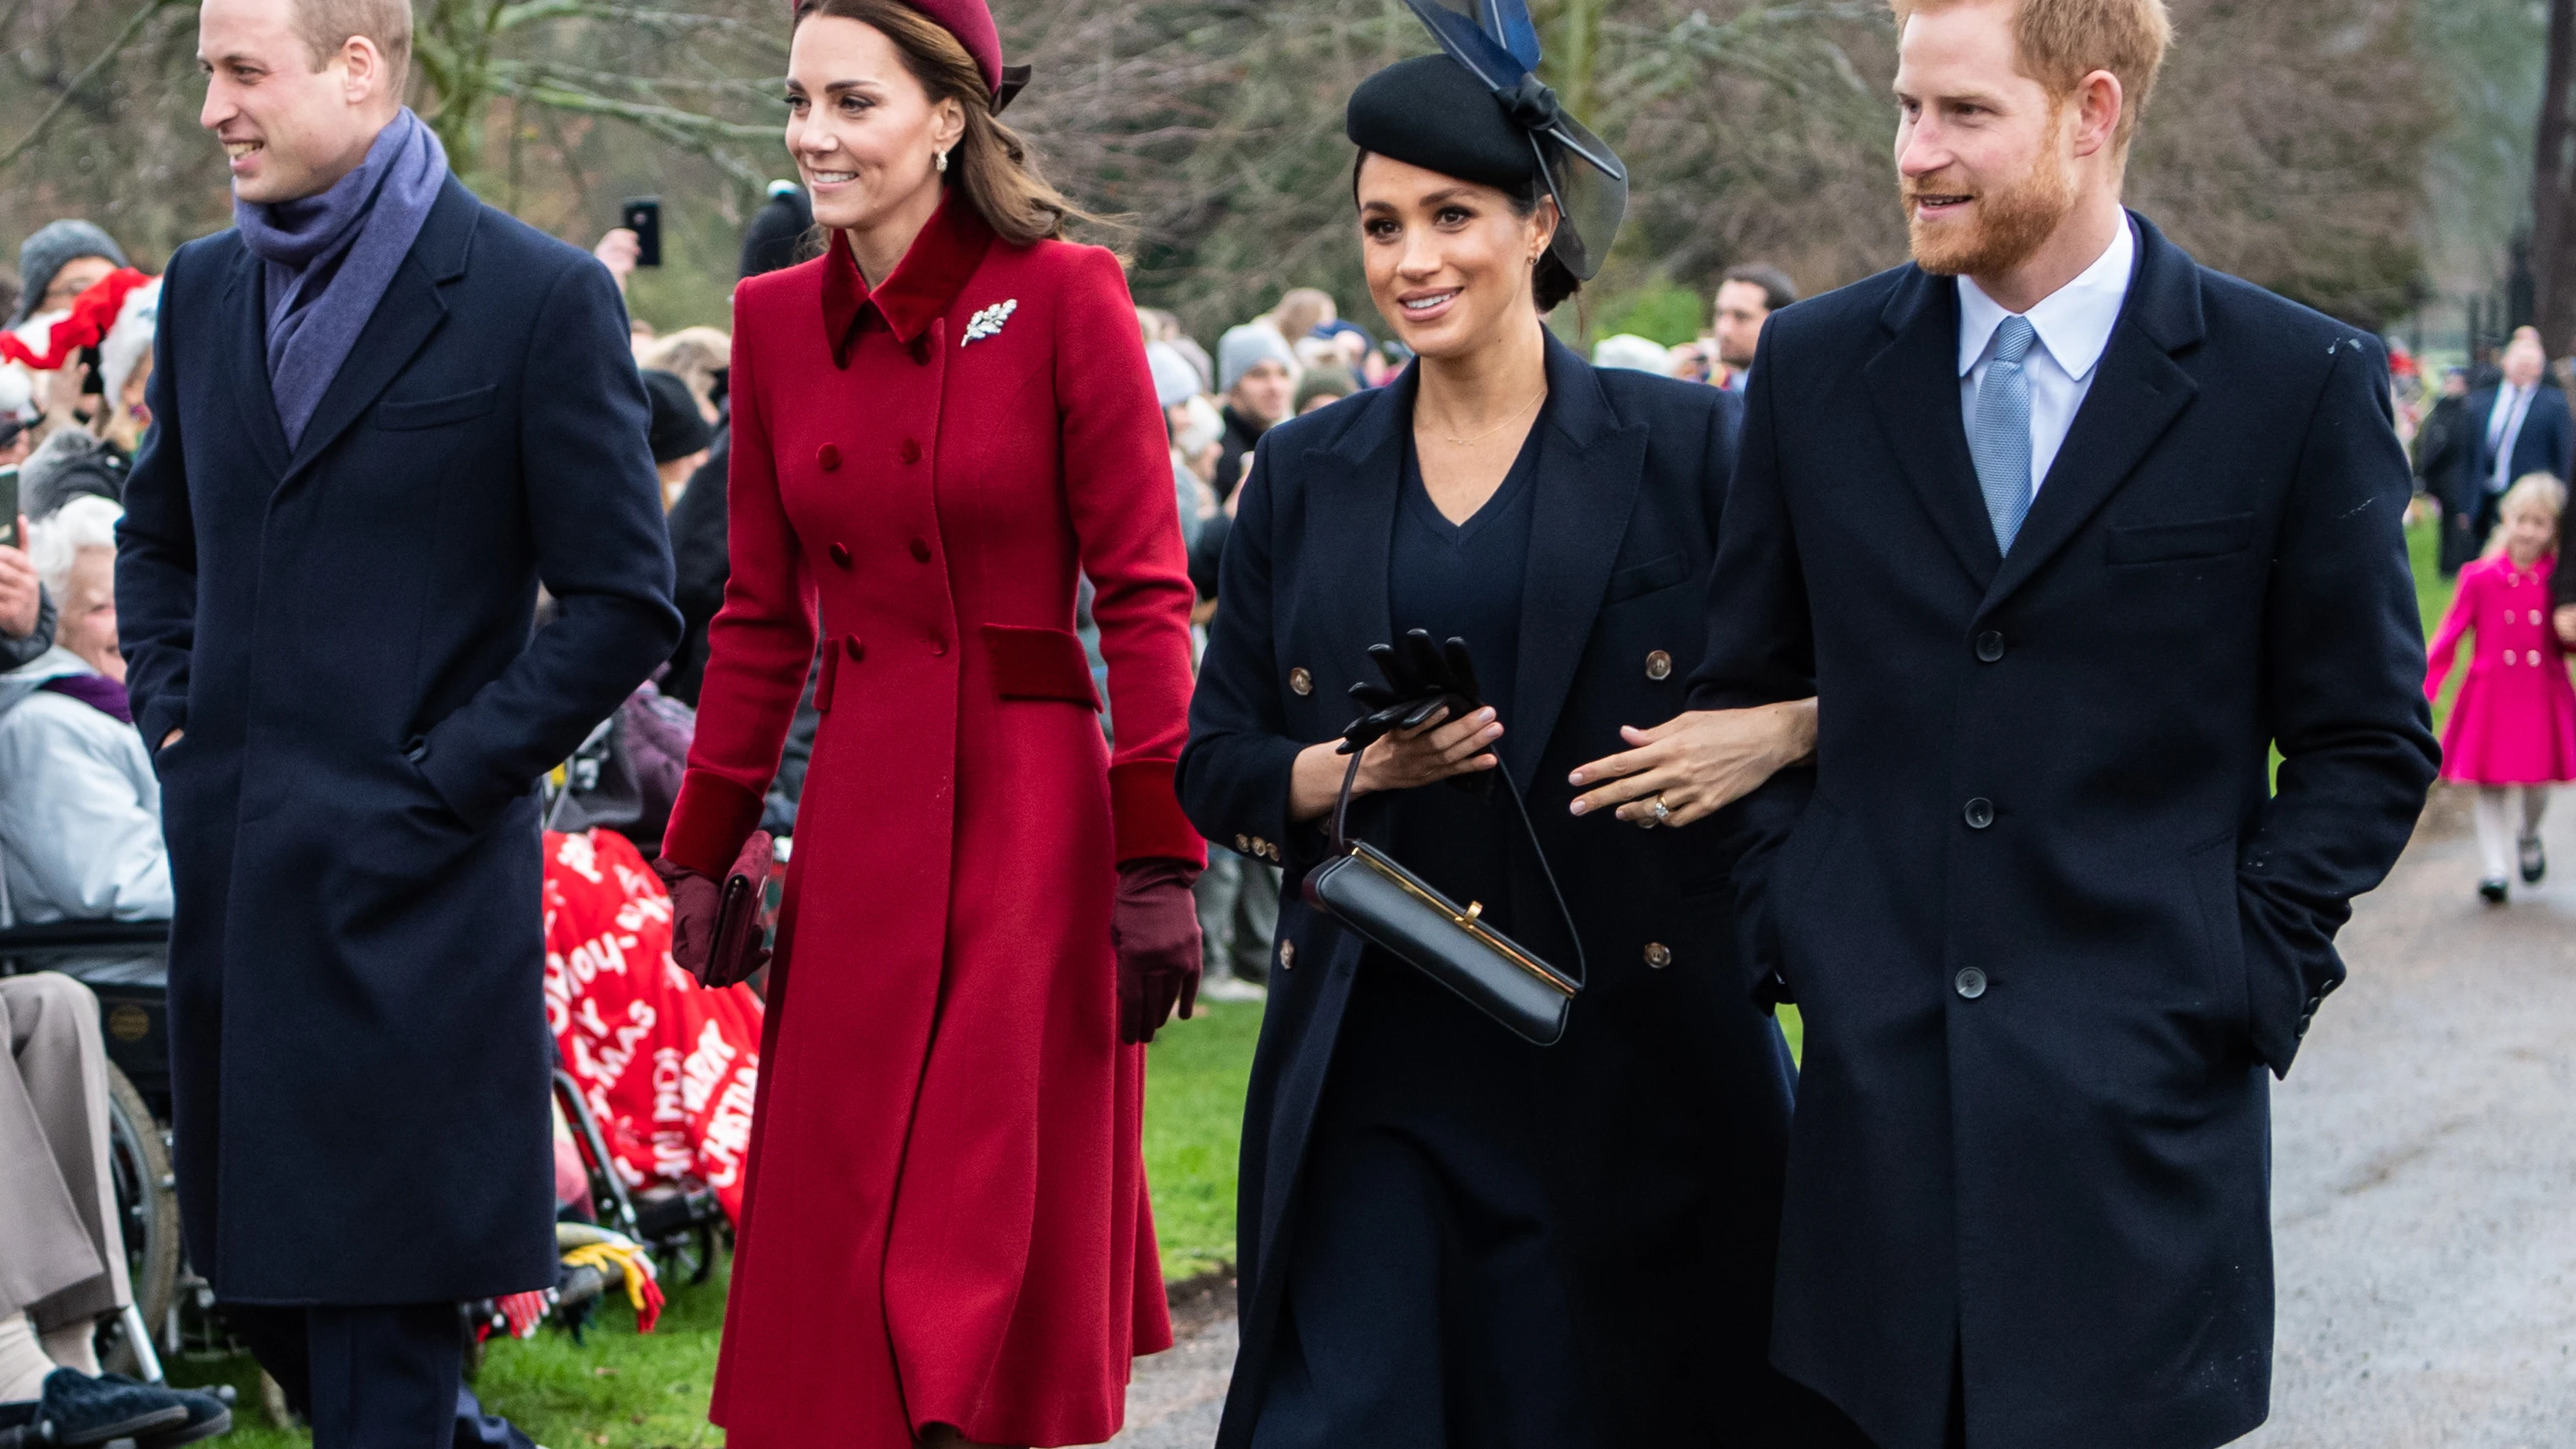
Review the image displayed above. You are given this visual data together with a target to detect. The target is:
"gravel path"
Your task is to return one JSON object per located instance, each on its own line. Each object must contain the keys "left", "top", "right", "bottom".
{"left": 1098, "top": 789, "right": 2576, "bottom": 1447}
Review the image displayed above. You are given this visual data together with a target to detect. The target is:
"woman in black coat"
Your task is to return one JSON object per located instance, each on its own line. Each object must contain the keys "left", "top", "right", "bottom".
{"left": 1175, "top": 46, "right": 1850, "bottom": 1449}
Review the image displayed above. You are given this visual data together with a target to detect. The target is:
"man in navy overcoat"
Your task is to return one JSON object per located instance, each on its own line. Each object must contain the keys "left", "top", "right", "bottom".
{"left": 118, "top": 0, "right": 677, "bottom": 1440}
{"left": 2450, "top": 327, "right": 2574, "bottom": 553}
{"left": 1581, "top": 3, "right": 2437, "bottom": 1446}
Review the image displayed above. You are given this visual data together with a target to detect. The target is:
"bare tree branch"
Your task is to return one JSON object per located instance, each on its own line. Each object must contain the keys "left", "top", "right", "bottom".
{"left": 0, "top": 0, "right": 185, "bottom": 178}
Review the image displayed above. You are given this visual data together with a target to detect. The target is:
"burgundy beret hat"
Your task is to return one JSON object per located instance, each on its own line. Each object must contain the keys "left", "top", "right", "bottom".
{"left": 796, "top": 0, "right": 1005, "bottom": 100}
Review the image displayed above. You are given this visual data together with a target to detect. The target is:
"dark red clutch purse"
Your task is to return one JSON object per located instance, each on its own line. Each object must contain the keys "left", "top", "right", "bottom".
{"left": 699, "top": 831, "right": 776, "bottom": 989}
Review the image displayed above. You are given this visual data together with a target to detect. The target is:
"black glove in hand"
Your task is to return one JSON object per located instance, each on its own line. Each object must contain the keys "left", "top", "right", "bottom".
{"left": 1341, "top": 629, "right": 1484, "bottom": 754}
{"left": 1114, "top": 857, "right": 1204, "bottom": 1043}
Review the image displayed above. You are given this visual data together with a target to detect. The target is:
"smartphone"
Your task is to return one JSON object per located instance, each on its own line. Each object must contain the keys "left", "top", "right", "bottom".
{"left": 0, "top": 469, "right": 19, "bottom": 547}
{"left": 622, "top": 196, "right": 663, "bottom": 268}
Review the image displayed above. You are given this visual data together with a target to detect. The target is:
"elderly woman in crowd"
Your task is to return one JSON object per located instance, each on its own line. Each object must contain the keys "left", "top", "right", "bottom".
{"left": 0, "top": 495, "right": 169, "bottom": 923}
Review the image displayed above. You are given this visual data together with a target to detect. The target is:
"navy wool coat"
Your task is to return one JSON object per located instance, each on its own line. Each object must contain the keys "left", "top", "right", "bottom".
{"left": 1180, "top": 340, "right": 1837, "bottom": 1444}
{"left": 1693, "top": 214, "right": 2438, "bottom": 1449}
{"left": 117, "top": 177, "right": 681, "bottom": 1304}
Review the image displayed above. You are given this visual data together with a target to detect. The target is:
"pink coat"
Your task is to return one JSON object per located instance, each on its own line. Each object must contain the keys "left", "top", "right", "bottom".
{"left": 2426, "top": 553, "right": 2576, "bottom": 783}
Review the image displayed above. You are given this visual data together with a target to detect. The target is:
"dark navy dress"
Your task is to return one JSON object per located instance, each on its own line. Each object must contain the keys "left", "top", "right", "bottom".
{"left": 1251, "top": 413, "right": 1596, "bottom": 1448}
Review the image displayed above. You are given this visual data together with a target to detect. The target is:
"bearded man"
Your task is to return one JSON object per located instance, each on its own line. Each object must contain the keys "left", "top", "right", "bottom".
{"left": 1565, "top": 1, "right": 2437, "bottom": 1446}
{"left": 117, "top": 0, "right": 678, "bottom": 1442}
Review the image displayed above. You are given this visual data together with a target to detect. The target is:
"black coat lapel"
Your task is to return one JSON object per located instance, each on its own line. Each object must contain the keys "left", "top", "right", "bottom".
{"left": 1982, "top": 215, "right": 2204, "bottom": 613}
{"left": 1310, "top": 365, "right": 1409, "bottom": 671}
{"left": 279, "top": 177, "right": 480, "bottom": 488}
{"left": 1864, "top": 271, "right": 2002, "bottom": 588}
{"left": 219, "top": 244, "right": 293, "bottom": 477}
{"left": 1508, "top": 336, "right": 1646, "bottom": 787}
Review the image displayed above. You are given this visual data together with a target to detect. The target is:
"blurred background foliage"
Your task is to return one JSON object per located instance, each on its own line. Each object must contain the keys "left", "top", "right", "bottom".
{"left": 0, "top": 0, "right": 2522, "bottom": 341}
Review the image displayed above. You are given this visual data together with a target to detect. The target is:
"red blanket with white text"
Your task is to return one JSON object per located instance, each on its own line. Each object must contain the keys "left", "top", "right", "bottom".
{"left": 543, "top": 828, "right": 762, "bottom": 1223}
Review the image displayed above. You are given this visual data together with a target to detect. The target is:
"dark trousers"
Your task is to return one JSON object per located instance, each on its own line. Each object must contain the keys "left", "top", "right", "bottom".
{"left": 223, "top": 1303, "right": 531, "bottom": 1449}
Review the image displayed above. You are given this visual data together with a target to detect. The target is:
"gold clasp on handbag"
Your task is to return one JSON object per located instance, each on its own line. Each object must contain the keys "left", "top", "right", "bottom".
{"left": 1465, "top": 902, "right": 1483, "bottom": 921}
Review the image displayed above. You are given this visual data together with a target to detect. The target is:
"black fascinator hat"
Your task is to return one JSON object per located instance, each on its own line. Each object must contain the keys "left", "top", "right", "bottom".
{"left": 1344, "top": 0, "right": 1629, "bottom": 282}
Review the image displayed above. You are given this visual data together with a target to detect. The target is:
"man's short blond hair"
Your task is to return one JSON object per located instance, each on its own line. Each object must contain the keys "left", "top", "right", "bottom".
{"left": 292, "top": 0, "right": 413, "bottom": 91}
{"left": 1892, "top": 0, "right": 2172, "bottom": 146}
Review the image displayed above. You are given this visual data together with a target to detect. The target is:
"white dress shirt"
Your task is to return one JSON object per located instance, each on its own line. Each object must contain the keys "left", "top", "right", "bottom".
{"left": 1956, "top": 217, "right": 2138, "bottom": 498}
{"left": 2486, "top": 384, "right": 2538, "bottom": 493}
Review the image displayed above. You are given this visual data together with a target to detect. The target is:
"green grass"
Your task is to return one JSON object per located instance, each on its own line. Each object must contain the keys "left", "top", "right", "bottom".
{"left": 169, "top": 1263, "right": 732, "bottom": 1449}
{"left": 1142, "top": 998, "right": 1263, "bottom": 1280}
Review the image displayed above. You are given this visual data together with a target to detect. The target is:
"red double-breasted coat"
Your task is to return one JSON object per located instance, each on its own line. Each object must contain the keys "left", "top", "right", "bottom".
{"left": 661, "top": 195, "right": 1203, "bottom": 1446}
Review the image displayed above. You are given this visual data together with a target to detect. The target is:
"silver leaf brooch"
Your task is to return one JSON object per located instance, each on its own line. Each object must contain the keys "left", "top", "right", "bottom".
{"left": 962, "top": 298, "right": 1017, "bottom": 346}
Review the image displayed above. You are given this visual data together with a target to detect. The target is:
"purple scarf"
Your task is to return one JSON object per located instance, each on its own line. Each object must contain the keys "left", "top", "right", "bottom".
{"left": 233, "top": 107, "right": 449, "bottom": 449}
{"left": 40, "top": 673, "right": 131, "bottom": 724}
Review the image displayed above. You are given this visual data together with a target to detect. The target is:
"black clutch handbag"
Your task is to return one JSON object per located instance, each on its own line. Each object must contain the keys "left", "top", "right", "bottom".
{"left": 1299, "top": 633, "right": 1585, "bottom": 1045}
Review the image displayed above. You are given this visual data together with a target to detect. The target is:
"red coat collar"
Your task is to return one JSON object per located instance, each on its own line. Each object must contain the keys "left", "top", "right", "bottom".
{"left": 820, "top": 193, "right": 994, "bottom": 365}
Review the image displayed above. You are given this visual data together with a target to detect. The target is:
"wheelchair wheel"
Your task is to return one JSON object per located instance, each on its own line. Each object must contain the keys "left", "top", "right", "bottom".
{"left": 101, "top": 1062, "right": 178, "bottom": 1373}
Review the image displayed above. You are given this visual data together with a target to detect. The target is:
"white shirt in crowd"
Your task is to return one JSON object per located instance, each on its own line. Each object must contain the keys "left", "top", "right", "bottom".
{"left": 1955, "top": 215, "right": 2138, "bottom": 499}
{"left": 2486, "top": 383, "right": 2539, "bottom": 493}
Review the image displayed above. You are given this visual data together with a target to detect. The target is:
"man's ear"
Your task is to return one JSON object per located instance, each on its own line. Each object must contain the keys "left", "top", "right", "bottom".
{"left": 2071, "top": 68, "right": 2123, "bottom": 161}
{"left": 339, "top": 35, "right": 387, "bottom": 108}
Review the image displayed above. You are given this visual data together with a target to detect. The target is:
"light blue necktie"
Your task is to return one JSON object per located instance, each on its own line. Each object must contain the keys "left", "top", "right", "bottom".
{"left": 1970, "top": 315, "right": 2038, "bottom": 553}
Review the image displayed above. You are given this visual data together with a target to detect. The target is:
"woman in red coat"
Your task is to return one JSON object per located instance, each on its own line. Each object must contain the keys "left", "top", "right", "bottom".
{"left": 651, "top": 1, "right": 1206, "bottom": 1443}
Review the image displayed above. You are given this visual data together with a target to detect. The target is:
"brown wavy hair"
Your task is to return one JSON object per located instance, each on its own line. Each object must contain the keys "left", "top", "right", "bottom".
{"left": 792, "top": 0, "right": 1098, "bottom": 248}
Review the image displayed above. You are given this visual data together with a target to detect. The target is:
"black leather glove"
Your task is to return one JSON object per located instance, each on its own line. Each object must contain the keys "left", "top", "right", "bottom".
{"left": 1340, "top": 629, "right": 1484, "bottom": 754}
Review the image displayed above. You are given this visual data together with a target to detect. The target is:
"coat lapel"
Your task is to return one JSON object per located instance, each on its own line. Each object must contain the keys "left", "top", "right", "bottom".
{"left": 1310, "top": 365, "right": 1408, "bottom": 668}
{"left": 1507, "top": 336, "right": 1646, "bottom": 787}
{"left": 278, "top": 177, "right": 480, "bottom": 489}
{"left": 1864, "top": 270, "right": 2002, "bottom": 589}
{"left": 219, "top": 243, "right": 292, "bottom": 477}
{"left": 1981, "top": 214, "right": 2204, "bottom": 613}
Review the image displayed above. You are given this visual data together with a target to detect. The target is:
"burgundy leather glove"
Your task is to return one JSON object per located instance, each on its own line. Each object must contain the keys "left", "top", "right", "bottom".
{"left": 1113, "top": 858, "right": 1204, "bottom": 1044}
{"left": 652, "top": 831, "right": 774, "bottom": 988}
{"left": 652, "top": 854, "right": 724, "bottom": 983}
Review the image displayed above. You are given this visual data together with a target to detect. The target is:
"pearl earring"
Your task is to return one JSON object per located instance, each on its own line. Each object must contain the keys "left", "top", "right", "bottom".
{"left": 934, "top": 148, "right": 949, "bottom": 174}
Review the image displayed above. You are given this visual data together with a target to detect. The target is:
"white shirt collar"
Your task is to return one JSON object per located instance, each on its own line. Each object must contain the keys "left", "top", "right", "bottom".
{"left": 1955, "top": 215, "right": 2137, "bottom": 379}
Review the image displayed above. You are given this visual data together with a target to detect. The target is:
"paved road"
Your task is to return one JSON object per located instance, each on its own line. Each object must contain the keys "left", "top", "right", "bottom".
{"left": 1100, "top": 790, "right": 2576, "bottom": 1446}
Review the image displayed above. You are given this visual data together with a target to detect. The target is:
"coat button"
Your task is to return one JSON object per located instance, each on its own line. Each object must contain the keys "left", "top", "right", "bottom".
{"left": 1954, "top": 966, "right": 1988, "bottom": 1000}
{"left": 843, "top": 635, "right": 864, "bottom": 661}
{"left": 1278, "top": 940, "right": 1296, "bottom": 971}
{"left": 1963, "top": 798, "right": 1995, "bottom": 830}
{"left": 910, "top": 537, "right": 933, "bottom": 564}
{"left": 1643, "top": 942, "right": 1673, "bottom": 969}
{"left": 1645, "top": 650, "right": 1674, "bottom": 681}
{"left": 926, "top": 636, "right": 947, "bottom": 656}
{"left": 899, "top": 439, "right": 922, "bottom": 465}
{"left": 1288, "top": 667, "right": 1313, "bottom": 696}
{"left": 816, "top": 443, "right": 841, "bottom": 471}
{"left": 828, "top": 542, "right": 852, "bottom": 568}
{"left": 1975, "top": 630, "right": 2005, "bottom": 662}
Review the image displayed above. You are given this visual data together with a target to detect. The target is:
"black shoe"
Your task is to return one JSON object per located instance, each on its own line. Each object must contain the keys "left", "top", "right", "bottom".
{"left": 97, "top": 1375, "right": 232, "bottom": 1446}
{"left": 22, "top": 1369, "right": 192, "bottom": 1446}
{"left": 2480, "top": 877, "right": 2510, "bottom": 903}
{"left": 2521, "top": 835, "right": 2546, "bottom": 884}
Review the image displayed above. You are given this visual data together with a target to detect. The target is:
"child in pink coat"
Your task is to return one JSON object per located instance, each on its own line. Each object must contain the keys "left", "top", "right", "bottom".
{"left": 2426, "top": 472, "right": 2576, "bottom": 900}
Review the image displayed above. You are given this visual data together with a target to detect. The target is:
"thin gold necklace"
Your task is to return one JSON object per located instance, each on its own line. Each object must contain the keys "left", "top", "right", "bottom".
{"left": 1424, "top": 386, "right": 1546, "bottom": 448}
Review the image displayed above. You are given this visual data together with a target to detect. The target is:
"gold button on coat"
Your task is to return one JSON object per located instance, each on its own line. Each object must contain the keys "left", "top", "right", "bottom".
{"left": 1645, "top": 650, "right": 1674, "bottom": 681}
{"left": 1278, "top": 940, "right": 1296, "bottom": 970}
{"left": 1643, "top": 942, "right": 1673, "bottom": 969}
{"left": 1288, "top": 667, "right": 1314, "bottom": 696}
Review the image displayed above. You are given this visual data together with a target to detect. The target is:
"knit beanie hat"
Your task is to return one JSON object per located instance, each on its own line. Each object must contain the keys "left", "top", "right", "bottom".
{"left": 642, "top": 369, "right": 714, "bottom": 463}
{"left": 1294, "top": 368, "right": 1360, "bottom": 413}
{"left": 1146, "top": 341, "right": 1202, "bottom": 408}
{"left": 10, "top": 221, "right": 128, "bottom": 329}
{"left": 1217, "top": 323, "right": 1299, "bottom": 394}
{"left": 20, "top": 427, "right": 129, "bottom": 519}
